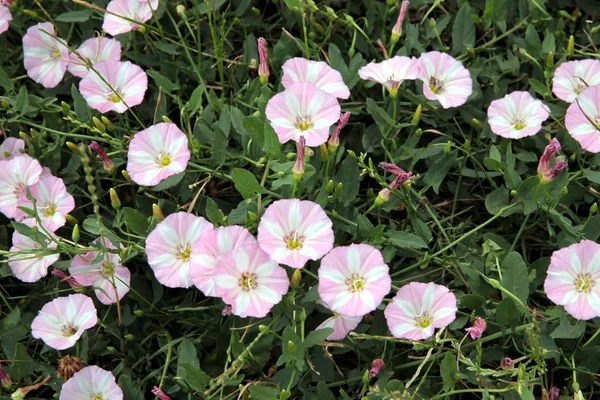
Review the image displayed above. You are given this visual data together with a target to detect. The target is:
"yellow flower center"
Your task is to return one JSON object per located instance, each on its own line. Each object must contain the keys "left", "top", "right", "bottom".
{"left": 178, "top": 245, "right": 191, "bottom": 261}
{"left": 346, "top": 274, "right": 365, "bottom": 293}
{"left": 109, "top": 93, "right": 121, "bottom": 103}
{"left": 429, "top": 77, "right": 443, "bottom": 94}
{"left": 296, "top": 116, "right": 312, "bottom": 131}
{"left": 513, "top": 119, "right": 526, "bottom": 130}
{"left": 91, "top": 395, "right": 104, "bottom": 400}
{"left": 62, "top": 324, "right": 78, "bottom": 337}
{"left": 43, "top": 204, "right": 56, "bottom": 217}
{"left": 53, "top": 47, "right": 62, "bottom": 59}
{"left": 102, "top": 261, "right": 115, "bottom": 276}
{"left": 286, "top": 231, "right": 303, "bottom": 250}
{"left": 575, "top": 274, "right": 594, "bottom": 293}
{"left": 158, "top": 153, "right": 172, "bottom": 167}
{"left": 416, "top": 314, "right": 432, "bottom": 329}
{"left": 239, "top": 273, "right": 257, "bottom": 291}
{"left": 4, "top": 151, "right": 12, "bottom": 158}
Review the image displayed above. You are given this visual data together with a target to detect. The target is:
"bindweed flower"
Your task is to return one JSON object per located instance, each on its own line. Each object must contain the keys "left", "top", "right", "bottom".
{"left": 487, "top": 91, "right": 549, "bottom": 139}
{"left": 0, "top": 154, "right": 43, "bottom": 219}
{"left": 257, "top": 37, "right": 269, "bottom": 83}
{"left": 0, "top": 137, "right": 25, "bottom": 159}
{"left": 79, "top": 60, "right": 148, "bottom": 113}
{"left": 190, "top": 225, "right": 256, "bottom": 297}
{"left": 465, "top": 317, "right": 487, "bottom": 340}
{"left": 18, "top": 175, "right": 76, "bottom": 231}
{"left": 375, "top": 162, "right": 413, "bottom": 206}
{"left": 56, "top": 355, "right": 84, "bottom": 381}
{"left": 23, "top": 22, "right": 69, "bottom": 88}
{"left": 358, "top": 56, "right": 419, "bottom": 98}
{"left": 31, "top": 294, "right": 97, "bottom": 350}
{"left": 417, "top": 51, "right": 472, "bottom": 108}
{"left": 318, "top": 244, "right": 391, "bottom": 318}
{"left": 0, "top": 3, "right": 11, "bottom": 35}
{"left": 0, "top": 362, "right": 11, "bottom": 389}
{"left": 369, "top": 359, "right": 385, "bottom": 379}
{"left": 52, "top": 269, "right": 82, "bottom": 288}
{"left": 68, "top": 37, "right": 122, "bottom": 78}
{"left": 8, "top": 230, "right": 59, "bottom": 283}
{"left": 549, "top": 386, "right": 560, "bottom": 400}
{"left": 257, "top": 199, "right": 334, "bottom": 269}
{"left": 500, "top": 357, "right": 514, "bottom": 370}
{"left": 391, "top": 1, "right": 410, "bottom": 42}
{"left": 103, "top": 0, "right": 159, "bottom": 36}
{"left": 552, "top": 60, "right": 600, "bottom": 103}
{"left": 315, "top": 313, "right": 362, "bottom": 341}
{"left": 59, "top": 366, "right": 123, "bottom": 400}
{"left": 152, "top": 386, "right": 171, "bottom": 400}
{"left": 565, "top": 85, "right": 600, "bottom": 153}
{"left": 126, "top": 122, "right": 190, "bottom": 186}
{"left": 282, "top": 57, "right": 350, "bottom": 99}
{"left": 213, "top": 244, "right": 290, "bottom": 318}
{"left": 537, "top": 138, "right": 567, "bottom": 183}
{"left": 544, "top": 240, "right": 600, "bottom": 320}
{"left": 145, "top": 212, "right": 214, "bottom": 288}
{"left": 292, "top": 136, "right": 306, "bottom": 182}
{"left": 328, "top": 112, "right": 351, "bottom": 150}
{"left": 384, "top": 282, "right": 457, "bottom": 340}
{"left": 265, "top": 82, "right": 341, "bottom": 146}
{"left": 69, "top": 238, "right": 131, "bottom": 305}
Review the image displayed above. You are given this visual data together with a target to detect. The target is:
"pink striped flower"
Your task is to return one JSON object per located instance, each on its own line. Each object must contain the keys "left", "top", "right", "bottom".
{"left": 18, "top": 175, "right": 75, "bottom": 231}
{"left": 318, "top": 244, "right": 391, "bottom": 318}
{"left": 465, "top": 317, "right": 487, "bottom": 340}
{"left": 315, "top": 313, "right": 362, "bottom": 341}
{"left": 31, "top": 294, "right": 98, "bottom": 350}
{"left": 565, "top": 85, "right": 600, "bottom": 153}
{"left": 69, "top": 238, "right": 131, "bottom": 305}
{"left": 0, "top": 154, "right": 43, "bottom": 219}
{"left": 417, "top": 51, "right": 472, "bottom": 108}
{"left": 257, "top": 199, "right": 334, "bottom": 269}
{"left": 59, "top": 366, "right": 123, "bottom": 400}
{"left": 384, "top": 282, "right": 457, "bottom": 340}
{"left": 8, "top": 231, "right": 59, "bottom": 283}
{"left": 391, "top": 1, "right": 410, "bottom": 41}
{"left": 146, "top": 212, "right": 214, "bottom": 288}
{"left": 0, "top": 137, "right": 25, "bottom": 159}
{"left": 544, "top": 240, "right": 600, "bottom": 320}
{"left": 487, "top": 91, "right": 549, "bottom": 139}
{"left": 190, "top": 225, "right": 257, "bottom": 297}
{"left": 328, "top": 112, "right": 351, "bottom": 149}
{"left": 257, "top": 37, "right": 269, "bottom": 83}
{"left": 126, "top": 122, "right": 190, "bottom": 186}
{"left": 537, "top": 138, "right": 567, "bottom": 183}
{"left": 68, "top": 37, "right": 122, "bottom": 78}
{"left": 23, "top": 22, "right": 70, "bottom": 88}
{"left": 103, "top": 0, "right": 159, "bottom": 36}
{"left": 79, "top": 60, "right": 148, "bottom": 113}
{"left": 282, "top": 57, "right": 350, "bottom": 99}
{"left": 358, "top": 56, "right": 420, "bottom": 96}
{"left": 151, "top": 386, "right": 171, "bottom": 400}
{"left": 266, "top": 82, "right": 341, "bottom": 146}
{"left": 0, "top": 3, "right": 11, "bottom": 35}
{"left": 214, "top": 244, "right": 290, "bottom": 318}
{"left": 552, "top": 60, "right": 600, "bottom": 103}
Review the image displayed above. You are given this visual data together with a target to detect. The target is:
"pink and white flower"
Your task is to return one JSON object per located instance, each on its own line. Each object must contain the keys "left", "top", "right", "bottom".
{"left": 31, "top": 294, "right": 98, "bottom": 350}
{"left": 69, "top": 238, "right": 131, "bottom": 305}
{"left": 0, "top": 137, "right": 25, "bottom": 159}
{"left": 103, "top": 0, "right": 159, "bottom": 36}
{"left": 384, "top": 282, "right": 457, "bottom": 341}
{"left": 315, "top": 313, "right": 362, "bottom": 341}
{"left": 282, "top": 57, "right": 350, "bottom": 99}
{"left": 358, "top": 56, "right": 420, "bottom": 96}
{"left": 8, "top": 231, "right": 59, "bottom": 283}
{"left": 487, "top": 91, "right": 549, "bottom": 139}
{"left": 145, "top": 212, "right": 214, "bottom": 288}
{"left": 126, "top": 122, "right": 190, "bottom": 186}
{"left": 565, "top": 85, "right": 600, "bottom": 153}
{"left": 257, "top": 37, "right": 269, "bottom": 83}
{"left": 544, "top": 240, "right": 600, "bottom": 320}
{"left": 23, "top": 22, "right": 70, "bottom": 89}
{"left": 552, "top": 60, "right": 600, "bottom": 103}
{"left": 213, "top": 244, "right": 290, "bottom": 318}
{"left": 257, "top": 199, "right": 334, "bottom": 269}
{"left": 68, "top": 37, "right": 122, "bottom": 78}
{"left": 0, "top": 3, "right": 11, "bottom": 35}
{"left": 265, "top": 82, "right": 341, "bottom": 146}
{"left": 417, "top": 51, "right": 472, "bottom": 108}
{"left": 391, "top": 0, "right": 410, "bottom": 41}
{"left": 318, "top": 244, "right": 391, "bottom": 318}
{"left": 59, "top": 366, "right": 123, "bottom": 400}
{"left": 0, "top": 154, "right": 43, "bottom": 219}
{"left": 79, "top": 60, "right": 148, "bottom": 113}
{"left": 190, "top": 225, "right": 256, "bottom": 297}
{"left": 18, "top": 175, "right": 75, "bottom": 231}
{"left": 537, "top": 138, "right": 567, "bottom": 183}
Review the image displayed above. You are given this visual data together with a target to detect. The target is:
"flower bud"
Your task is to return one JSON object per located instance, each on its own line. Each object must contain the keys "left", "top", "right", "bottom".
{"left": 152, "top": 203, "right": 164, "bottom": 222}
{"left": 89, "top": 141, "right": 114, "bottom": 172}
{"left": 546, "top": 51, "right": 554, "bottom": 68}
{"left": 176, "top": 4, "right": 186, "bottom": 16}
{"left": 335, "top": 182, "right": 343, "bottom": 196}
{"left": 134, "top": 309, "right": 144, "bottom": 317}
{"left": 121, "top": 170, "right": 132, "bottom": 182}
{"left": 538, "top": 138, "right": 567, "bottom": 184}
{"left": 326, "top": 180, "right": 334, "bottom": 193}
{"left": 221, "top": 305, "right": 232, "bottom": 316}
{"left": 292, "top": 136, "right": 306, "bottom": 183}
{"left": 72, "top": 224, "right": 80, "bottom": 243}
{"left": 291, "top": 269, "right": 302, "bottom": 288}
{"left": 109, "top": 188, "right": 121, "bottom": 210}
{"left": 0, "top": 363, "right": 12, "bottom": 389}
{"left": 320, "top": 143, "right": 329, "bottom": 159}
{"left": 567, "top": 35, "right": 575, "bottom": 56}
{"left": 257, "top": 37, "right": 270, "bottom": 84}
{"left": 369, "top": 359, "right": 385, "bottom": 379}
{"left": 328, "top": 112, "right": 351, "bottom": 152}
{"left": 391, "top": 1, "right": 410, "bottom": 43}
{"left": 472, "top": 118, "right": 482, "bottom": 130}
{"left": 443, "top": 141, "right": 452, "bottom": 154}
{"left": 125, "top": 334, "right": 135, "bottom": 341}
{"left": 500, "top": 357, "right": 514, "bottom": 370}
{"left": 258, "top": 324, "right": 268, "bottom": 333}
{"left": 465, "top": 317, "right": 487, "bottom": 340}
{"left": 66, "top": 141, "right": 79, "bottom": 152}
{"left": 152, "top": 386, "right": 172, "bottom": 400}
{"left": 411, "top": 104, "right": 422, "bottom": 126}
{"left": 1, "top": 99, "right": 10, "bottom": 108}
{"left": 65, "top": 214, "right": 78, "bottom": 225}
{"left": 590, "top": 203, "right": 598, "bottom": 215}
{"left": 92, "top": 117, "right": 105, "bottom": 132}
{"left": 287, "top": 341, "right": 296, "bottom": 352}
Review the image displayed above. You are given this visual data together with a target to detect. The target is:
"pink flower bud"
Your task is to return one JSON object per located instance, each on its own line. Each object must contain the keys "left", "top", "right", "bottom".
{"left": 391, "top": 1, "right": 410, "bottom": 42}
{"left": 538, "top": 138, "right": 567, "bottom": 183}
{"left": 328, "top": 112, "right": 351, "bottom": 149}
{"left": 0, "top": 363, "right": 12, "bottom": 389}
{"left": 369, "top": 359, "right": 385, "bottom": 378}
{"left": 465, "top": 317, "right": 487, "bottom": 340}
{"left": 549, "top": 386, "right": 560, "bottom": 400}
{"left": 89, "top": 141, "right": 114, "bottom": 172}
{"left": 221, "top": 305, "right": 232, "bottom": 316}
{"left": 500, "top": 357, "right": 514, "bottom": 370}
{"left": 151, "top": 386, "right": 171, "bottom": 400}
{"left": 380, "top": 162, "right": 414, "bottom": 187}
{"left": 52, "top": 269, "right": 82, "bottom": 288}
{"left": 257, "top": 37, "right": 270, "bottom": 84}
{"left": 292, "top": 136, "right": 306, "bottom": 182}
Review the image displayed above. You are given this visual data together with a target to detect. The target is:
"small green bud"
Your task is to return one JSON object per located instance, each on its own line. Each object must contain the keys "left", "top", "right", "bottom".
{"left": 72, "top": 224, "right": 80, "bottom": 244}
{"left": 546, "top": 51, "right": 554, "bottom": 68}
{"left": 247, "top": 211, "right": 259, "bottom": 223}
{"left": 125, "top": 334, "right": 134, "bottom": 341}
{"left": 279, "top": 389, "right": 290, "bottom": 400}
{"left": 472, "top": 118, "right": 482, "bottom": 130}
{"left": 107, "top": 346, "right": 117, "bottom": 353}
{"left": 162, "top": 115, "right": 173, "bottom": 123}
{"left": 567, "top": 35, "right": 575, "bottom": 56}
{"left": 134, "top": 309, "right": 144, "bottom": 317}
{"left": 1, "top": 99, "right": 10, "bottom": 108}
{"left": 152, "top": 203, "right": 164, "bottom": 222}
{"left": 411, "top": 105, "right": 422, "bottom": 126}
{"left": 109, "top": 188, "right": 121, "bottom": 210}
{"left": 326, "top": 180, "right": 334, "bottom": 193}
{"left": 101, "top": 116, "right": 114, "bottom": 131}
{"left": 443, "top": 141, "right": 452, "bottom": 154}
{"left": 291, "top": 269, "right": 302, "bottom": 288}
{"left": 415, "top": 128, "right": 422, "bottom": 137}
{"left": 66, "top": 141, "right": 80, "bottom": 152}
{"left": 464, "top": 139, "right": 471, "bottom": 152}
{"left": 121, "top": 170, "right": 133, "bottom": 183}
{"left": 92, "top": 117, "right": 105, "bottom": 132}
{"left": 287, "top": 341, "right": 296, "bottom": 352}
{"left": 60, "top": 101, "right": 71, "bottom": 112}
{"left": 65, "top": 214, "right": 78, "bottom": 225}
{"left": 176, "top": 4, "right": 186, "bottom": 16}
{"left": 320, "top": 144, "right": 329, "bottom": 159}
{"left": 590, "top": 203, "right": 598, "bottom": 215}
{"left": 362, "top": 369, "right": 370, "bottom": 386}
{"left": 335, "top": 182, "right": 343, "bottom": 196}
{"left": 258, "top": 324, "right": 268, "bottom": 333}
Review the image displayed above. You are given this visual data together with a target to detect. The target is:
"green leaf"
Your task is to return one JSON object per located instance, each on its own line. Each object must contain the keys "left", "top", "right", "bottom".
{"left": 147, "top": 70, "right": 180, "bottom": 95}
{"left": 387, "top": 231, "right": 428, "bottom": 249}
{"left": 263, "top": 122, "right": 281, "bottom": 157}
{"left": 242, "top": 116, "right": 265, "bottom": 147}
{"left": 10, "top": 343, "right": 33, "bottom": 380}
{"left": 177, "top": 339, "right": 199, "bottom": 374}
{"left": 283, "top": 0, "right": 302, "bottom": 11}
{"left": 485, "top": 186, "right": 510, "bottom": 215}
{"left": 440, "top": 352, "right": 457, "bottom": 392}
{"left": 459, "top": 294, "right": 486, "bottom": 310}
{"left": 303, "top": 328, "right": 333, "bottom": 349}
{"left": 71, "top": 84, "right": 91, "bottom": 122}
{"left": 205, "top": 198, "right": 224, "bottom": 225}
{"left": 151, "top": 172, "right": 185, "bottom": 191}
{"left": 501, "top": 252, "right": 529, "bottom": 306}
{"left": 179, "top": 363, "right": 210, "bottom": 392}
{"left": 55, "top": 9, "right": 93, "bottom": 22}
{"left": 14, "top": 86, "right": 29, "bottom": 114}
{"left": 0, "top": 67, "right": 14, "bottom": 92}
{"left": 528, "top": 79, "right": 549, "bottom": 96}
{"left": 249, "top": 385, "right": 280, "bottom": 399}
{"left": 232, "top": 168, "right": 265, "bottom": 199}
{"left": 452, "top": 3, "right": 476, "bottom": 54}
{"left": 424, "top": 153, "right": 456, "bottom": 194}
{"left": 525, "top": 24, "right": 542, "bottom": 58}
{"left": 123, "top": 207, "right": 148, "bottom": 236}
{"left": 338, "top": 156, "right": 360, "bottom": 205}
{"left": 118, "top": 375, "right": 143, "bottom": 400}
{"left": 495, "top": 297, "right": 519, "bottom": 326}
{"left": 550, "top": 309, "right": 586, "bottom": 339}
{"left": 366, "top": 98, "right": 395, "bottom": 134}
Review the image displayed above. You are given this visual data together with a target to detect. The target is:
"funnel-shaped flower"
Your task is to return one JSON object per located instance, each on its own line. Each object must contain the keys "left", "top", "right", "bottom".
{"left": 0, "top": 138, "right": 25, "bottom": 160}
{"left": 23, "top": 22, "right": 69, "bottom": 88}
{"left": 565, "top": 85, "right": 600, "bottom": 153}
{"left": 282, "top": 57, "right": 350, "bottom": 99}
{"left": 19, "top": 175, "right": 75, "bottom": 231}
{"left": 103, "top": 0, "right": 159, "bottom": 36}
{"left": 359, "top": 56, "right": 419, "bottom": 96}
{"left": 0, "top": 154, "right": 42, "bottom": 219}
{"left": 68, "top": 37, "right": 122, "bottom": 78}
{"left": 487, "top": 91, "right": 549, "bottom": 139}
{"left": 59, "top": 366, "right": 123, "bottom": 400}
{"left": 552, "top": 60, "right": 600, "bottom": 103}
{"left": 0, "top": 4, "right": 11, "bottom": 35}
{"left": 537, "top": 138, "right": 567, "bottom": 183}
{"left": 315, "top": 313, "right": 362, "bottom": 341}
{"left": 8, "top": 231, "right": 59, "bottom": 283}
{"left": 417, "top": 51, "right": 472, "bottom": 108}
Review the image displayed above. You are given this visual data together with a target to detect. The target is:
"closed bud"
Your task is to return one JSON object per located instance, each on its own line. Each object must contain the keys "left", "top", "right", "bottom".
{"left": 472, "top": 118, "right": 482, "bottom": 130}
{"left": 247, "top": 211, "right": 259, "bottom": 223}
{"left": 72, "top": 224, "right": 80, "bottom": 244}
{"left": 464, "top": 139, "right": 471, "bottom": 152}
{"left": 319, "top": 144, "right": 329, "bottom": 159}
{"left": 287, "top": 341, "right": 296, "bottom": 352}
{"left": 109, "top": 188, "right": 121, "bottom": 209}
{"left": 500, "top": 357, "right": 514, "bottom": 370}
{"left": 257, "top": 37, "right": 270, "bottom": 84}
{"left": 60, "top": 101, "right": 71, "bottom": 112}
{"left": 335, "top": 182, "right": 343, "bottom": 196}
{"left": 291, "top": 269, "right": 302, "bottom": 287}
{"left": 162, "top": 115, "right": 173, "bottom": 123}
{"left": 29, "top": 128, "right": 38, "bottom": 138}
{"left": 101, "top": 116, "right": 114, "bottom": 131}
{"left": 176, "top": 4, "right": 186, "bottom": 16}
{"left": 590, "top": 203, "right": 598, "bottom": 215}
{"left": 374, "top": 189, "right": 391, "bottom": 207}
{"left": 411, "top": 104, "right": 422, "bottom": 126}
{"left": 152, "top": 203, "right": 164, "bottom": 222}
{"left": 19, "top": 131, "right": 31, "bottom": 142}
{"left": 1, "top": 99, "right": 10, "bottom": 108}
{"left": 362, "top": 369, "right": 370, "bottom": 386}
{"left": 0, "top": 363, "right": 12, "bottom": 389}
{"left": 65, "top": 214, "right": 78, "bottom": 225}
{"left": 134, "top": 309, "right": 144, "bottom": 317}
{"left": 121, "top": 170, "right": 132, "bottom": 182}
{"left": 92, "top": 117, "right": 105, "bottom": 132}
{"left": 415, "top": 128, "right": 422, "bottom": 137}
{"left": 567, "top": 35, "right": 574, "bottom": 56}
{"left": 125, "top": 334, "right": 135, "bottom": 341}
{"left": 443, "top": 141, "right": 452, "bottom": 154}
{"left": 279, "top": 389, "right": 290, "bottom": 400}
{"left": 66, "top": 141, "right": 79, "bottom": 152}
{"left": 258, "top": 324, "right": 268, "bottom": 333}
{"left": 326, "top": 179, "right": 334, "bottom": 193}
{"left": 107, "top": 346, "right": 117, "bottom": 353}
{"left": 546, "top": 51, "right": 554, "bottom": 68}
